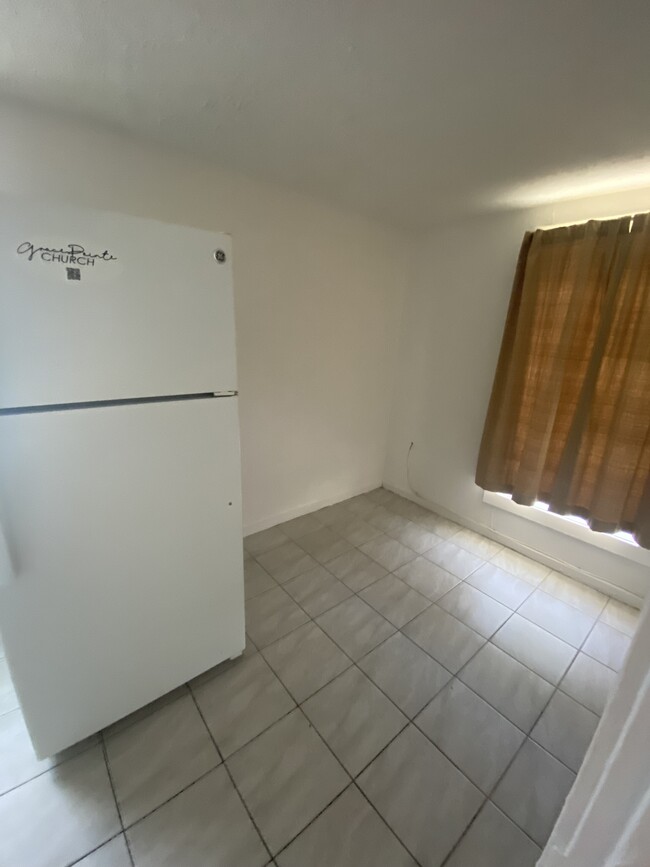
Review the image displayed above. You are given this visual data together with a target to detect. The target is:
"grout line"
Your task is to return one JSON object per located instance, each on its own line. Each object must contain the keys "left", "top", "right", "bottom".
{"left": 113, "top": 766, "right": 222, "bottom": 833}
{"left": 100, "top": 734, "right": 136, "bottom": 867}
{"left": 440, "top": 581, "right": 616, "bottom": 864}
{"left": 3, "top": 492, "right": 630, "bottom": 864}
{"left": 350, "top": 556, "right": 598, "bottom": 855}
{"left": 65, "top": 832, "right": 129, "bottom": 867}
{"left": 0, "top": 488, "right": 630, "bottom": 866}
{"left": 437, "top": 803, "right": 489, "bottom": 867}
{"left": 575, "top": 613, "right": 630, "bottom": 674}
{"left": 250, "top": 493, "right": 639, "bottom": 621}
{"left": 268, "top": 707, "right": 425, "bottom": 867}
{"left": 232, "top": 626, "right": 424, "bottom": 772}
{"left": 434, "top": 588, "right": 605, "bottom": 721}
{"left": 251, "top": 514, "right": 475, "bottom": 649}
{"left": 245, "top": 534, "right": 442, "bottom": 864}
{"left": 438, "top": 799, "right": 537, "bottom": 867}
{"left": 245, "top": 705, "right": 354, "bottom": 862}
{"left": 352, "top": 778, "right": 428, "bottom": 867}
{"left": 350, "top": 719, "right": 411, "bottom": 779}
{"left": 356, "top": 576, "right": 435, "bottom": 623}
{"left": 268, "top": 784, "right": 348, "bottom": 862}
{"left": 219, "top": 704, "right": 299, "bottom": 762}
{"left": 197, "top": 575, "right": 410, "bottom": 773}
{"left": 243, "top": 493, "right": 632, "bottom": 863}
{"left": 261, "top": 649, "right": 356, "bottom": 708}
{"left": 250, "top": 516, "right": 606, "bottom": 732}
{"left": 438, "top": 633, "right": 575, "bottom": 862}
{"left": 247, "top": 611, "right": 317, "bottom": 655}
{"left": 187, "top": 687, "right": 275, "bottom": 864}
{"left": 238, "top": 624, "right": 404, "bottom": 758}
{"left": 245, "top": 560, "right": 517, "bottom": 863}
{"left": 0, "top": 735, "right": 101, "bottom": 799}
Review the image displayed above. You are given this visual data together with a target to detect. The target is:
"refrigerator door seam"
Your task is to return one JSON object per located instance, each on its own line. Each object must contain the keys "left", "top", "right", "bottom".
{"left": 0, "top": 392, "right": 238, "bottom": 416}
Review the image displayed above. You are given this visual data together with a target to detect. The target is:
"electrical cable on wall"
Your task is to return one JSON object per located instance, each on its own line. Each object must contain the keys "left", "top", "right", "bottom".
{"left": 406, "top": 440, "right": 427, "bottom": 501}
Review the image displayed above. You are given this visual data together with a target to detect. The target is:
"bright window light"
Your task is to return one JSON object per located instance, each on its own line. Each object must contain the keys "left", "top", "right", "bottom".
{"left": 494, "top": 492, "right": 640, "bottom": 547}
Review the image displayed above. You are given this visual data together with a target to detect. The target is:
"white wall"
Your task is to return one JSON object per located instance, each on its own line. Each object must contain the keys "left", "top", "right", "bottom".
{"left": 384, "top": 187, "right": 650, "bottom": 605}
{"left": 0, "top": 100, "right": 408, "bottom": 533}
{"left": 5, "top": 100, "right": 646, "bottom": 599}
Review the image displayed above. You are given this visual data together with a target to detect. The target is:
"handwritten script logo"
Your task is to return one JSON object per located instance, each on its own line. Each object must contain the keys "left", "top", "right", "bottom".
{"left": 17, "top": 242, "right": 118, "bottom": 267}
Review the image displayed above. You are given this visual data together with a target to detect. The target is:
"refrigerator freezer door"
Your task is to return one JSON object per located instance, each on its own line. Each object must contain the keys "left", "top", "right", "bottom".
{"left": 0, "top": 397, "right": 244, "bottom": 758}
{"left": 0, "top": 196, "right": 237, "bottom": 409}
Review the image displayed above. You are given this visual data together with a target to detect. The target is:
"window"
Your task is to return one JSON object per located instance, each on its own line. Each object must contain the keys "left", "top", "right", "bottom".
{"left": 476, "top": 213, "right": 650, "bottom": 549}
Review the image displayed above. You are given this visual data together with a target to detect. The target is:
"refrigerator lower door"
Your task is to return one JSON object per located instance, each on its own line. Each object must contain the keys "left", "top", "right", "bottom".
{"left": 0, "top": 396, "right": 244, "bottom": 758}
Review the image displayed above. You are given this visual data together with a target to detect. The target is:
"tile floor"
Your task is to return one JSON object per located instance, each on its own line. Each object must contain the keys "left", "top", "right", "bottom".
{"left": 0, "top": 487, "right": 641, "bottom": 867}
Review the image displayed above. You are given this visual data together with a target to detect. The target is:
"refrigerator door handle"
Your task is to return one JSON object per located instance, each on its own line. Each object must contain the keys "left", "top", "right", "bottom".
{"left": 0, "top": 519, "right": 16, "bottom": 585}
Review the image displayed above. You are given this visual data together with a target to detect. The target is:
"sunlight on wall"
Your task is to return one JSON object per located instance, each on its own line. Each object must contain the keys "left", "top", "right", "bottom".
{"left": 492, "top": 156, "right": 650, "bottom": 208}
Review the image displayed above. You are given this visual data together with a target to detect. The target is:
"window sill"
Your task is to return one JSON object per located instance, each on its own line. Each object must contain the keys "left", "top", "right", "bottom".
{"left": 483, "top": 490, "right": 650, "bottom": 568}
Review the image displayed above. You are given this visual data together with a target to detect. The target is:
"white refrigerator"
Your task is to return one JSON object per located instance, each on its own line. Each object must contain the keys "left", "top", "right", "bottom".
{"left": 0, "top": 196, "right": 245, "bottom": 758}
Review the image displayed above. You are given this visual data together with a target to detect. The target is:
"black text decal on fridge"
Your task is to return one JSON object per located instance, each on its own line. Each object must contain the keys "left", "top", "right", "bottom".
{"left": 16, "top": 242, "right": 118, "bottom": 279}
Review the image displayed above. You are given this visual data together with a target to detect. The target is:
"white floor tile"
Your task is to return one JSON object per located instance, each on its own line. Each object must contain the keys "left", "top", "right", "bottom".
{"left": 0, "top": 746, "right": 120, "bottom": 867}
{"left": 491, "top": 615, "right": 576, "bottom": 685}
{"left": 128, "top": 767, "right": 267, "bottom": 867}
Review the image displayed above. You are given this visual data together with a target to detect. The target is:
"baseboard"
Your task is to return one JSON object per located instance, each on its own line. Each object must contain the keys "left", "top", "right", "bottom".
{"left": 383, "top": 482, "right": 644, "bottom": 610}
{"left": 243, "top": 480, "right": 381, "bottom": 537}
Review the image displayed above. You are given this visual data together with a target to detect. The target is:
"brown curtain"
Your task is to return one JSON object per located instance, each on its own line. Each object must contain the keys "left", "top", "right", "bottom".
{"left": 476, "top": 213, "right": 650, "bottom": 549}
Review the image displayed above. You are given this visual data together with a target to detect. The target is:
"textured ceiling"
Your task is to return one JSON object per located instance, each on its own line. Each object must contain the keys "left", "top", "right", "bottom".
{"left": 1, "top": 0, "right": 649, "bottom": 229}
